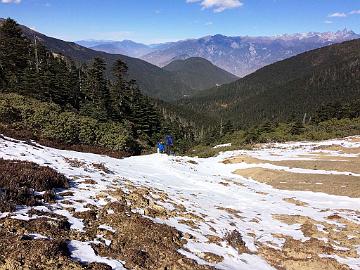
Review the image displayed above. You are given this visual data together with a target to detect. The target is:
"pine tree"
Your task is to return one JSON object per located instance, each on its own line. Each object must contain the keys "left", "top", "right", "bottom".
{"left": 223, "top": 120, "right": 234, "bottom": 135}
{"left": 81, "top": 58, "right": 110, "bottom": 120}
{"left": 109, "top": 59, "right": 131, "bottom": 120}
{"left": 0, "top": 18, "right": 31, "bottom": 91}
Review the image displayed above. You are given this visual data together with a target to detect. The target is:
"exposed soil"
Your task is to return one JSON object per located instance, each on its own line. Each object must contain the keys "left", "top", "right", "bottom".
{"left": 0, "top": 185, "right": 214, "bottom": 270}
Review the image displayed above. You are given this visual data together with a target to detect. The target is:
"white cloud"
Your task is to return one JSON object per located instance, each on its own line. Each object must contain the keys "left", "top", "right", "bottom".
{"left": 324, "top": 20, "right": 333, "bottom": 24}
{"left": 1, "top": 0, "right": 21, "bottom": 3}
{"left": 186, "top": 0, "right": 243, "bottom": 13}
{"left": 205, "top": 21, "right": 213, "bottom": 25}
{"left": 349, "top": 10, "right": 360, "bottom": 15}
{"left": 328, "top": 12, "right": 347, "bottom": 18}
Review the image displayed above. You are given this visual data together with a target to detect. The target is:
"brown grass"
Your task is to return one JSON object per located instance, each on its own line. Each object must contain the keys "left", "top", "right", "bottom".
{"left": 92, "top": 163, "right": 113, "bottom": 174}
{"left": 272, "top": 159, "right": 360, "bottom": 174}
{"left": 226, "top": 154, "right": 360, "bottom": 174}
{"left": 0, "top": 159, "right": 69, "bottom": 211}
{"left": 224, "top": 155, "right": 266, "bottom": 164}
{"left": 283, "top": 197, "right": 308, "bottom": 206}
{"left": 260, "top": 213, "right": 360, "bottom": 270}
{"left": 235, "top": 167, "right": 360, "bottom": 197}
{"left": 314, "top": 145, "right": 360, "bottom": 155}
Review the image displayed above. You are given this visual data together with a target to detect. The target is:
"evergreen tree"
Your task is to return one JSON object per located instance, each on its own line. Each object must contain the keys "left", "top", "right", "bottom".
{"left": 109, "top": 59, "right": 131, "bottom": 120}
{"left": 81, "top": 57, "right": 110, "bottom": 120}
{"left": 0, "top": 18, "right": 31, "bottom": 91}
{"left": 223, "top": 120, "right": 234, "bottom": 135}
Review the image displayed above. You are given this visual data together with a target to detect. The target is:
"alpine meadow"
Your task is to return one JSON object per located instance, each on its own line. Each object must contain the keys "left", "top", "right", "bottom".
{"left": 0, "top": 1, "right": 359, "bottom": 270}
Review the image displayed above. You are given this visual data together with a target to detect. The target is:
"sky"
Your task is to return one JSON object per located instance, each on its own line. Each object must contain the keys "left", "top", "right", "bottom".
{"left": 1, "top": 0, "right": 359, "bottom": 44}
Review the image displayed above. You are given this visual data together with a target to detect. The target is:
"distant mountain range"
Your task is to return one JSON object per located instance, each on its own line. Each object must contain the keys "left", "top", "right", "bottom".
{"left": 76, "top": 40, "right": 155, "bottom": 58}
{"left": 79, "top": 30, "right": 360, "bottom": 77}
{"left": 179, "top": 38, "right": 360, "bottom": 125}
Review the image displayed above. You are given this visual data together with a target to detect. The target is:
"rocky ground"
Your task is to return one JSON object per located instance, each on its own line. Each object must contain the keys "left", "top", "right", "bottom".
{"left": 0, "top": 135, "right": 359, "bottom": 269}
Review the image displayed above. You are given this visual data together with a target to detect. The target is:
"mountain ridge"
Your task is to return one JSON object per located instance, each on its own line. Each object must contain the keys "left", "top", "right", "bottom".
{"left": 142, "top": 30, "right": 360, "bottom": 77}
{"left": 163, "top": 57, "right": 238, "bottom": 93}
{"left": 0, "top": 19, "right": 190, "bottom": 101}
{"left": 179, "top": 38, "right": 360, "bottom": 126}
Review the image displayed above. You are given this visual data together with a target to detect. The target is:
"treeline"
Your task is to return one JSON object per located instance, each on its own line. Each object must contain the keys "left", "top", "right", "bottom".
{"left": 0, "top": 18, "right": 194, "bottom": 154}
{"left": 190, "top": 100, "right": 360, "bottom": 157}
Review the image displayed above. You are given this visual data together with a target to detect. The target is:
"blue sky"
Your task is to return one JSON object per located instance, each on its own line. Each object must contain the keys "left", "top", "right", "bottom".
{"left": 1, "top": 0, "right": 359, "bottom": 44}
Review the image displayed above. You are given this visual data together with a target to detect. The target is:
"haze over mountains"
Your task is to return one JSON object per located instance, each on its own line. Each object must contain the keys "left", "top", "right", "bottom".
{"left": 77, "top": 40, "right": 155, "bottom": 58}
{"left": 79, "top": 30, "right": 360, "bottom": 77}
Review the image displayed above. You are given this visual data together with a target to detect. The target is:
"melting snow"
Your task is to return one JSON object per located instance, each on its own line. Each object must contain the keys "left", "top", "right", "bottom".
{"left": 0, "top": 135, "right": 360, "bottom": 269}
{"left": 68, "top": 240, "right": 125, "bottom": 269}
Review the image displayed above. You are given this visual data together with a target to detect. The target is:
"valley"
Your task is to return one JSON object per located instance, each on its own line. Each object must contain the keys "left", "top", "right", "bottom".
{"left": 0, "top": 2, "right": 360, "bottom": 268}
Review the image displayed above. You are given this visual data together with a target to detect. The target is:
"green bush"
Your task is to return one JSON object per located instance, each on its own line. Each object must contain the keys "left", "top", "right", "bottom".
{"left": 42, "top": 112, "right": 80, "bottom": 144}
{"left": 78, "top": 117, "right": 98, "bottom": 145}
{"left": 0, "top": 93, "right": 136, "bottom": 152}
{"left": 96, "top": 122, "right": 134, "bottom": 151}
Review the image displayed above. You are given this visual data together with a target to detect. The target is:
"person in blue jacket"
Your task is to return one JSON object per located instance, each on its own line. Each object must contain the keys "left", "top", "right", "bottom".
{"left": 165, "top": 135, "right": 174, "bottom": 155}
{"left": 157, "top": 141, "right": 165, "bottom": 154}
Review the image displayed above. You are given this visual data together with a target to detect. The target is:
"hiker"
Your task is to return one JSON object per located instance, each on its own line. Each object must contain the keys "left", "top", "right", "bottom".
{"left": 165, "top": 135, "right": 174, "bottom": 155}
{"left": 157, "top": 141, "right": 165, "bottom": 154}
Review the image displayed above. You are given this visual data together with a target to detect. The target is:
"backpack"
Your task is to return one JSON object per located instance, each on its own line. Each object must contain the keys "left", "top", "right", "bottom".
{"left": 165, "top": 135, "right": 174, "bottom": 146}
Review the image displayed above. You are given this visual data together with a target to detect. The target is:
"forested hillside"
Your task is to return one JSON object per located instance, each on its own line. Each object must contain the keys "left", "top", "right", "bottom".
{"left": 0, "top": 18, "right": 191, "bottom": 101}
{"left": 0, "top": 18, "right": 196, "bottom": 155}
{"left": 180, "top": 38, "right": 360, "bottom": 127}
{"left": 163, "top": 57, "right": 238, "bottom": 92}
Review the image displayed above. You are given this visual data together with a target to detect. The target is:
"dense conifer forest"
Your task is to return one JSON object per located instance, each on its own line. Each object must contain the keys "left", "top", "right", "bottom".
{"left": 179, "top": 38, "right": 360, "bottom": 127}
{"left": 0, "top": 18, "right": 196, "bottom": 155}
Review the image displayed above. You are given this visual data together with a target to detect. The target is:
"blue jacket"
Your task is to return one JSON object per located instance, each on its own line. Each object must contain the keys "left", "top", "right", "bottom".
{"left": 165, "top": 135, "right": 174, "bottom": 146}
{"left": 157, "top": 143, "right": 165, "bottom": 152}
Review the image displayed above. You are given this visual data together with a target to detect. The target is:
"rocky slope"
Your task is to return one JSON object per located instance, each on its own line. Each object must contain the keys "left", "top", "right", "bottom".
{"left": 142, "top": 30, "right": 360, "bottom": 77}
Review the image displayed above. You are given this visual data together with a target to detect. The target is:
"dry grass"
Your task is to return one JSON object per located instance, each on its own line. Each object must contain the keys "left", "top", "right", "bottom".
{"left": 226, "top": 154, "right": 360, "bottom": 174}
{"left": 259, "top": 236, "right": 351, "bottom": 270}
{"left": 283, "top": 197, "right": 308, "bottom": 206}
{"left": 314, "top": 145, "right": 360, "bottom": 154}
{"left": 235, "top": 167, "right": 360, "bottom": 197}
{"left": 272, "top": 159, "right": 360, "bottom": 174}
{"left": 0, "top": 159, "right": 69, "bottom": 211}
{"left": 259, "top": 213, "right": 360, "bottom": 270}
{"left": 224, "top": 155, "right": 266, "bottom": 164}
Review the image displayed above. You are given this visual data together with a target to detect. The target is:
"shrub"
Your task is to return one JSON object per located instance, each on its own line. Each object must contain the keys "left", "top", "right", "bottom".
{"left": 0, "top": 93, "right": 138, "bottom": 153}
{"left": 42, "top": 112, "right": 80, "bottom": 144}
